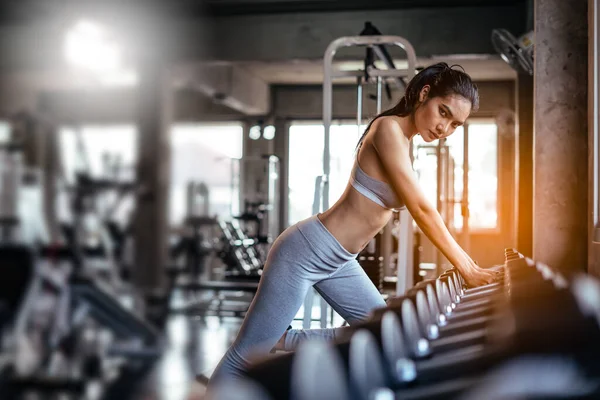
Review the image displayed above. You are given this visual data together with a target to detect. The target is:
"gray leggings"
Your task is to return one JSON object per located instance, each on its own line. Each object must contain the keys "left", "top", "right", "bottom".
{"left": 208, "top": 214, "right": 386, "bottom": 384}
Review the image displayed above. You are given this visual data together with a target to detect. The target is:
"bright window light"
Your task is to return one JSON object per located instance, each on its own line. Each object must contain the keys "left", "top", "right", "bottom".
{"left": 0, "top": 122, "right": 10, "bottom": 143}
{"left": 288, "top": 122, "right": 366, "bottom": 226}
{"left": 64, "top": 20, "right": 137, "bottom": 86}
{"left": 170, "top": 123, "right": 244, "bottom": 223}
{"left": 65, "top": 20, "right": 120, "bottom": 72}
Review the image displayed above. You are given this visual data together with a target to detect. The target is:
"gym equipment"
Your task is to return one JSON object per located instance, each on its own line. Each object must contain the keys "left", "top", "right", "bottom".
{"left": 205, "top": 378, "right": 274, "bottom": 400}
{"left": 168, "top": 278, "right": 258, "bottom": 318}
{"left": 0, "top": 133, "right": 163, "bottom": 398}
{"left": 238, "top": 154, "right": 280, "bottom": 256}
{"left": 0, "top": 244, "right": 162, "bottom": 399}
{"left": 240, "top": 248, "right": 600, "bottom": 400}
{"left": 461, "top": 356, "right": 599, "bottom": 400}
{"left": 322, "top": 30, "right": 417, "bottom": 298}
{"left": 302, "top": 28, "right": 417, "bottom": 330}
{"left": 413, "top": 139, "right": 460, "bottom": 277}
{"left": 291, "top": 341, "right": 350, "bottom": 400}
{"left": 358, "top": 249, "right": 384, "bottom": 293}
{"left": 218, "top": 220, "right": 263, "bottom": 278}
{"left": 170, "top": 216, "right": 218, "bottom": 281}
{"left": 348, "top": 329, "right": 394, "bottom": 400}
{"left": 167, "top": 183, "right": 266, "bottom": 319}
{"left": 234, "top": 200, "right": 274, "bottom": 267}
{"left": 187, "top": 181, "right": 210, "bottom": 217}
{"left": 61, "top": 173, "right": 139, "bottom": 289}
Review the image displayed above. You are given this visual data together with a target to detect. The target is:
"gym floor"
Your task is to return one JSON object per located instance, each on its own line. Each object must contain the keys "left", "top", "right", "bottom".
{"left": 136, "top": 315, "right": 239, "bottom": 400}
{"left": 136, "top": 291, "right": 338, "bottom": 400}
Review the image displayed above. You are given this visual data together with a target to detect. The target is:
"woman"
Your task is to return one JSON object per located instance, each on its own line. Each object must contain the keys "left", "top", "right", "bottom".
{"left": 208, "top": 62, "right": 498, "bottom": 384}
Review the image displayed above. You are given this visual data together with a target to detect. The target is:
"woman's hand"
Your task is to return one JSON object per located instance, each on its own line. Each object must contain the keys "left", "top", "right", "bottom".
{"left": 457, "top": 256, "right": 501, "bottom": 288}
{"left": 460, "top": 266, "right": 499, "bottom": 288}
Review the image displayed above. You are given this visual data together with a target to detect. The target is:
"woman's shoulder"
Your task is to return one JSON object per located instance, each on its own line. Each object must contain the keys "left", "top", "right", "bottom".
{"left": 371, "top": 115, "right": 401, "bottom": 132}
{"left": 369, "top": 116, "right": 407, "bottom": 144}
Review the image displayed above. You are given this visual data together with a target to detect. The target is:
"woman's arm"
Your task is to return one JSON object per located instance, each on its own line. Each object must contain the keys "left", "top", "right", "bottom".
{"left": 371, "top": 118, "right": 496, "bottom": 287}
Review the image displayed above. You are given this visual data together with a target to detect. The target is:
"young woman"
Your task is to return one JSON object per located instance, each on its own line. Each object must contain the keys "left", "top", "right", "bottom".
{"left": 207, "top": 62, "right": 499, "bottom": 385}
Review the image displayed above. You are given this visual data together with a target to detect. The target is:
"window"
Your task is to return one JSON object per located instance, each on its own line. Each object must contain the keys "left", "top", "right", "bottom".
{"left": 59, "top": 125, "right": 138, "bottom": 182}
{"left": 170, "top": 123, "right": 243, "bottom": 224}
{"left": 288, "top": 122, "right": 366, "bottom": 226}
{"left": 58, "top": 124, "right": 138, "bottom": 222}
{"left": 465, "top": 122, "right": 498, "bottom": 230}
{"left": 0, "top": 122, "right": 10, "bottom": 143}
{"left": 288, "top": 120, "right": 498, "bottom": 231}
{"left": 413, "top": 120, "right": 498, "bottom": 231}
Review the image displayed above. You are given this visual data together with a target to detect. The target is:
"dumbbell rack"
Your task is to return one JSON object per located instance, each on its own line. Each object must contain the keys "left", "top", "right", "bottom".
{"left": 210, "top": 248, "right": 600, "bottom": 400}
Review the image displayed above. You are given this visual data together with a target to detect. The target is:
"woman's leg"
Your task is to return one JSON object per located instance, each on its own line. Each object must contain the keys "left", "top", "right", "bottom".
{"left": 283, "top": 259, "right": 386, "bottom": 351}
{"left": 207, "top": 226, "right": 332, "bottom": 385}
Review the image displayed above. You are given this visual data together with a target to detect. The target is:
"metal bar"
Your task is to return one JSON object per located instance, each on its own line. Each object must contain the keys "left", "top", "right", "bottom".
{"left": 376, "top": 74, "right": 393, "bottom": 281}
{"left": 332, "top": 68, "right": 411, "bottom": 79}
{"left": 443, "top": 145, "right": 450, "bottom": 225}
{"left": 397, "top": 210, "right": 414, "bottom": 295}
{"left": 376, "top": 76, "right": 383, "bottom": 113}
{"left": 371, "top": 46, "right": 406, "bottom": 89}
{"left": 449, "top": 157, "right": 455, "bottom": 232}
{"left": 436, "top": 142, "right": 443, "bottom": 275}
{"left": 332, "top": 70, "right": 364, "bottom": 78}
{"left": 357, "top": 80, "right": 363, "bottom": 136}
{"left": 463, "top": 125, "right": 471, "bottom": 252}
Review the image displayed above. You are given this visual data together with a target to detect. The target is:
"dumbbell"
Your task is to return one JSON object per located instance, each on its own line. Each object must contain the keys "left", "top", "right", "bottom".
{"left": 384, "top": 274, "right": 501, "bottom": 342}
{"left": 384, "top": 256, "right": 556, "bottom": 356}
{"left": 343, "top": 310, "right": 499, "bottom": 400}
{"left": 447, "top": 248, "right": 520, "bottom": 298}
{"left": 376, "top": 271, "right": 503, "bottom": 350}
{"left": 360, "top": 278, "right": 500, "bottom": 364}
{"left": 245, "top": 272, "right": 580, "bottom": 400}
{"left": 443, "top": 253, "right": 561, "bottom": 317}
{"left": 435, "top": 257, "right": 565, "bottom": 334}
{"left": 385, "top": 276, "right": 584, "bottom": 394}
{"left": 397, "top": 274, "right": 600, "bottom": 396}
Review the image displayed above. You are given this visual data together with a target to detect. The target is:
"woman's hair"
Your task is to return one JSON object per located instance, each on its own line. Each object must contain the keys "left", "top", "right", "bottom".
{"left": 357, "top": 62, "right": 479, "bottom": 147}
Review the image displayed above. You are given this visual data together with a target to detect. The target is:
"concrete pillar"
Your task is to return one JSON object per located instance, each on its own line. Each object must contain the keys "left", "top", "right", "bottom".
{"left": 515, "top": 74, "right": 534, "bottom": 257}
{"left": 534, "top": 0, "right": 588, "bottom": 271}
{"left": 36, "top": 98, "right": 61, "bottom": 243}
{"left": 273, "top": 118, "right": 289, "bottom": 233}
{"left": 41, "top": 123, "right": 61, "bottom": 243}
{"left": 133, "top": 59, "right": 173, "bottom": 294}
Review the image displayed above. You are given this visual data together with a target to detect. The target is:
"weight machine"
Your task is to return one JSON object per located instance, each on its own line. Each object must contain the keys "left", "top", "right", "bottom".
{"left": 304, "top": 30, "right": 417, "bottom": 329}
{"left": 323, "top": 34, "right": 417, "bottom": 296}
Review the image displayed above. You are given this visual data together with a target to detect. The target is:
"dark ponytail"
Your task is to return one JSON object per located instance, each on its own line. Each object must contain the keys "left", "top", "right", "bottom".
{"left": 356, "top": 62, "right": 479, "bottom": 148}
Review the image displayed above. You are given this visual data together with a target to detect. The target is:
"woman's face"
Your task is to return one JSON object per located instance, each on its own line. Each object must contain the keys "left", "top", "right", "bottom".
{"left": 413, "top": 86, "right": 472, "bottom": 142}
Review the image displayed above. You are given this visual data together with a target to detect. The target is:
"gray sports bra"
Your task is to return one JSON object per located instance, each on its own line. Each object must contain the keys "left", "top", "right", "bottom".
{"left": 350, "top": 148, "right": 405, "bottom": 211}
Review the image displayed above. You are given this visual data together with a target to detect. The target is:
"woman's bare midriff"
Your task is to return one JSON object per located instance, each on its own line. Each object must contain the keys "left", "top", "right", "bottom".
{"left": 318, "top": 125, "right": 400, "bottom": 254}
{"left": 318, "top": 185, "right": 395, "bottom": 254}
